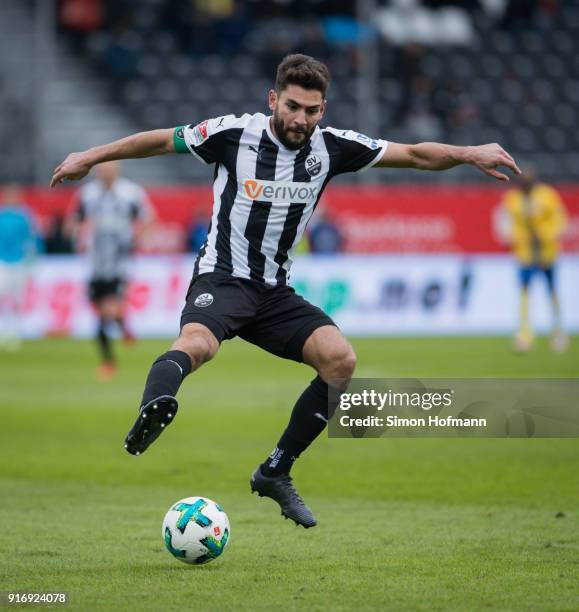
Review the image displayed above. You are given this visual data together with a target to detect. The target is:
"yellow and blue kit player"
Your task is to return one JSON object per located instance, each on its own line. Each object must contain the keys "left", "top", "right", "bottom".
{"left": 495, "top": 169, "right": 569, "bottom": 352}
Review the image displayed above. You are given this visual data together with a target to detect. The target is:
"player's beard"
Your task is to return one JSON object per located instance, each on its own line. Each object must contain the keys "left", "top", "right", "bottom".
{"left": 272, "top": 109, "right": 315, "bottom": 151}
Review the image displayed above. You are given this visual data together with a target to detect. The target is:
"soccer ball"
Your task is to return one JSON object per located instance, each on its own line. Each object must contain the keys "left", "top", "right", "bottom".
{"left": 162, "top": 496, "right": 230, "bottom": 565}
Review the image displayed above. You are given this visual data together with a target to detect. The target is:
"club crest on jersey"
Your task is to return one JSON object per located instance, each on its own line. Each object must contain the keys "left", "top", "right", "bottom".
{"left": 194, "top": 293, "right": 213, "bottom": 307}
{"left": 305, "top": 154, "right": 322, "bottom": 177}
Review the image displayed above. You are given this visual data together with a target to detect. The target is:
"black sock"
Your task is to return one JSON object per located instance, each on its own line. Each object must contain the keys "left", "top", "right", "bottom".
{"left": 97, "top": 319, "right": 114, "bottom": 364}
{"left": 261, "top": 375, "right": 332, "bottom": 477}
{"left": 141, "top": 350, "right": 192, "bottom": 407}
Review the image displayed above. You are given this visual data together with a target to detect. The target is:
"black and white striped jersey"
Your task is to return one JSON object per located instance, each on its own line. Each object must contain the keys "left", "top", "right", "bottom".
{"left": 74, "top": 178, "right": 152, "bottom": 281}
{"left": 174, "top": 112, "right": 388, "bottom": 286}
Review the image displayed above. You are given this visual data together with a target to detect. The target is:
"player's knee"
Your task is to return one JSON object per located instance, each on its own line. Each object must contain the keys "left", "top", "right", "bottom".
{"left": 319, "top": 344, "right": 357, "bottom": 381}
{"left": 336, "top": 346, "right": 357, "bottom": 379}
{"left": 188, "top": 332, "right": 218, "bottom": 365}
{"left": 173, "top": 324, "right": 219, "bottom": 368}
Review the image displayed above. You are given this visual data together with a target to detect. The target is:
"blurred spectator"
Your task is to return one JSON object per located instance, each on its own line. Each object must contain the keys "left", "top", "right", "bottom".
{"left": 160, "top": 0, "right": 250, "bottom": 57}
{"left": 246, "top": 0, "right": 355, "bottom": 19}
{"left": 423, "top": 0, "right": 482, "bottom": 9}
{"left": 300, "top": 19, "right": 331, "bottom": 62}
{"left": 0, "top": 186, "right": 37, "bottom": 350}
{"left": 60, "top": 0, "right": 103, "bottom": 32}
{"left": 160, "top": 0, "right": 216, "bottom": 56}
{"left": 195, "top": 0, "right": 235, "bottom": 19}
{"left": 434, "top": 79, "right": 480, "bottom": 143}
{"left": 308, "top": 210, "right": 345, "bottom": 254}
{"left": 404, "top": 76, "right": 442, "bottom": 142}
{"left": 396, "top": 42, "right": 425, "bottom": 92}
{"left": 258, "top": 28, "right": 296, "bottom": 77}
{"left": 59, "top": 0, "right": 104, "bottom": 50}
{"left": 44, "top": 215, "right": 74, "bottom": 255}
{"left": 101, "top": 25, "right": 140, "bottom": 80}
{"left": 188, "top": 211, "right": 210, "bottom": 253}
{"left": 500, "top": 0, "right": 539, "bottom": 31}
{"left": 394, "top": 43, "right": 426, "bottom": 121}
{"left": 493, "top": 168, "right": 569, "bottom": 352}
{"left": 213, "top": 1, "right": 251, "bottom": 56}
{"left": 376, "top": 0, "right": 474, "bottom": 45}
{"left": 321, "top": 16, "right": 371, "bottom": 48}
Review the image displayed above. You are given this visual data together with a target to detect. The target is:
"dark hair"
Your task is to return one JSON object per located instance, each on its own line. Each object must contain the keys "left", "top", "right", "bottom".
{"left": 275, "top": 54, "right": 330, "bottom": 98}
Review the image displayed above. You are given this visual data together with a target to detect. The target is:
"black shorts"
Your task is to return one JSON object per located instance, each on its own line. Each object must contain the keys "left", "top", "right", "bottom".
{"left": 180, "top": 272, "right": 336, "bottom": 363}
{"left": 88, "top": 277, "right": 125, "bottom": 303}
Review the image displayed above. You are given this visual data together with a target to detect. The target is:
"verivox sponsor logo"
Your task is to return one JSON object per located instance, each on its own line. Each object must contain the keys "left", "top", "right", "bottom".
{"left": 242, "top": 179, "right": 320, "bottom": 203}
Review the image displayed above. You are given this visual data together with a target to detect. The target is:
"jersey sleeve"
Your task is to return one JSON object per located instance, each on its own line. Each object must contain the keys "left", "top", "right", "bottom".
{"left": 323, "top": 127, "right": 388, "bottom": 176}
{"left": 173, "top": 115, "right": 241, "bottom": 165}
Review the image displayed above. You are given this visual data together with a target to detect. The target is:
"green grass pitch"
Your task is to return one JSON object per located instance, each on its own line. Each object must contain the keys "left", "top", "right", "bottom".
{"left": 1, "top": 337, "right": 578, "bottom": 611}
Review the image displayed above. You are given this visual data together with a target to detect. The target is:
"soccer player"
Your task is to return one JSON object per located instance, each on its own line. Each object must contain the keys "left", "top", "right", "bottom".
{"left": 494, "top": 168, "right": 569, "bottom": 352}
{"left": 51, "top": 54, "right": 520, "bottom": 527}
{"left": 67, "top": 161, "right": 153, "bottom": 378}
{"left": 0, "top": 185, "right": 37, "bottom": 351}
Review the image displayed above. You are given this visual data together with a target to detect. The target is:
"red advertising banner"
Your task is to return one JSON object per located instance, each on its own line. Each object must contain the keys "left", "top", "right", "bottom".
{"left": 23, "top": 185, "right": 579, "bottom": 253}
{"left": 322, "top": 185, "right": 579, "bottom": 253}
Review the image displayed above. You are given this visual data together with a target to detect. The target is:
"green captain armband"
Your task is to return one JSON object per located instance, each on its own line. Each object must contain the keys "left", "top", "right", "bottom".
{"left": 173, "top": 126, "right": 189, "bottom": 154}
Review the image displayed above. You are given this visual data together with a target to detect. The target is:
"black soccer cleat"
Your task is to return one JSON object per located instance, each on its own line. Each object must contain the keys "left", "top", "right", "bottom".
{"left": 250, "top": 466, "right": 317, "bottom": 528}
{"left": 124, "top": 395, "right": 178, "bottom": 456}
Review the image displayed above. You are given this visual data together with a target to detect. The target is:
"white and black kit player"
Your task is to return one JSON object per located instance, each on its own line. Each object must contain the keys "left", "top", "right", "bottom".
{"left": 125, "top": 112, "right": 387, "bottom": 527}
{"left": 52, "top": 54, "right": 520, "bottom": 528}
{"left": 72, "top": 168, "right": 152, "bottom": 376}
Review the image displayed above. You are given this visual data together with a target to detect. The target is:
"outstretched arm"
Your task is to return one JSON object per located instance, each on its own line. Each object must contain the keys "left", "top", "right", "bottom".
{"left": 50, "top": 128, "right": 175, "bottom": 187}
{"left": 376, "top": 142, "right": 521, "bottom": 181}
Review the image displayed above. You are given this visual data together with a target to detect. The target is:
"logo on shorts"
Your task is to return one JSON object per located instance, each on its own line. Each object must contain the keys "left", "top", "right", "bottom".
{"left": 305, "top": 154, "right": 321, "bottom": 177}
{"left": 194, "top": 293, "right": 213, "bottom": 307}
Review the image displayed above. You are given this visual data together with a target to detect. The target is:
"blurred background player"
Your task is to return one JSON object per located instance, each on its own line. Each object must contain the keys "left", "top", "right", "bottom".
{"left": 0, "top": 185, "right": 37, "bottom": 351}
{"left": 68, "top": 161, "right": 153, "bottom": 377}
{"left": 308, "top": 208, "right": 345, "bottom": 254}
{"left": 494, "top": 168, "right": 569, "bottom": 352}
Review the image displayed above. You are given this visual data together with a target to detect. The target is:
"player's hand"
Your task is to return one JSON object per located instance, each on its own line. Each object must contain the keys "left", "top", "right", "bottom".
{"left": 468, "top": 144, "right": 521, "bottom": 181}
{"left": 50, "top": 152, "right": 93, "bottom": 187}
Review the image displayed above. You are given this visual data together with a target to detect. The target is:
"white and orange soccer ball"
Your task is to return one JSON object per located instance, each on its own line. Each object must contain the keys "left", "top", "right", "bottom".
{"left": 162, "top": 496, "right": 230, "bottom": 564}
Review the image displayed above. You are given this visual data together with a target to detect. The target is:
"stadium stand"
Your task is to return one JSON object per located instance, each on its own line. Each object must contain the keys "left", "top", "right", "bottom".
{"left": 2, "top": 0, "right": 579, "bottom": 184}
